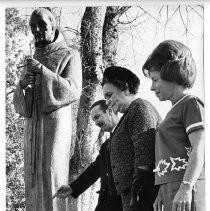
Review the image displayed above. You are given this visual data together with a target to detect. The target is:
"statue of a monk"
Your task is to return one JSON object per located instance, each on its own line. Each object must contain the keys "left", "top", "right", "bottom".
{"left": 13, "top": 8, "right": 82, "bottom": 211}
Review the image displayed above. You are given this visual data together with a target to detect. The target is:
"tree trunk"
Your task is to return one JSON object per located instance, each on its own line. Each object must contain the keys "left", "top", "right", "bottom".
{"left": 102, "top": 6, "right": 119, "bottom": 67}
{"left": 68, "top": 6, "right": 133, "bottom": 211}
{"left": 68, "top": 7, "right": 106, "bottom": 211}
{"left": 102, "top": 6, "right": 131, "bottom": 67}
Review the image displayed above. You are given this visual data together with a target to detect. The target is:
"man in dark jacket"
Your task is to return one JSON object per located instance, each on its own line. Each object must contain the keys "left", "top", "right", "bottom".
{"left": 53, "top": 100, "right": 123, "bottom": 211}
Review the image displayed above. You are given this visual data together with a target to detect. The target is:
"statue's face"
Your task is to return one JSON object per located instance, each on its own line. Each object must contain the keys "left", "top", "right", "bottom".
{"left": 30, "top": 12, "right": 55, "bottom": 48}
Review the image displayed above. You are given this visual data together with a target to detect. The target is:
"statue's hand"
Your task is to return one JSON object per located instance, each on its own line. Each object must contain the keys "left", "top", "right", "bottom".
{"left": 53, "top": 185, "right": 72, "bottom": 200}
{"left": 20, "top": 73, "right": 36, "bottom": 89}
{"left": 26, "top": 58, "right": 42, "bottom": 74}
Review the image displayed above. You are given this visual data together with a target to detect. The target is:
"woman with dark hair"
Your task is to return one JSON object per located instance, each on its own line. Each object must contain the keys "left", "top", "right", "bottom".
{"left": 102, "top": 66, "right": 162, "bottom": 211}
{"left": 142, "top": 40, "right": 205, "bottom": 211}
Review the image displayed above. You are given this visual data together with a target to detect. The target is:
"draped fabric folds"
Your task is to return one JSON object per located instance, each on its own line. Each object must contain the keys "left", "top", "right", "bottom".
{"left": 13, "top": 31, "right": 82, "bottom": 211}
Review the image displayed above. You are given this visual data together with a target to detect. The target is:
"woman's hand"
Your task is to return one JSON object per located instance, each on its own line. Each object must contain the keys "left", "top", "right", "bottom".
{"left": 53, "top": 185, "right": 72, "bottom": 200}
{"left": 26, "top": 58, "right": 42, "bottom": 74}
{"left": 153, "top": 189, "right": 163, "bottom": 211}
{"left": 129, "top": 194, "right": 139, "bottom": 211}
{"left": 172, "top": 183, "right": 192, "bottom": 211}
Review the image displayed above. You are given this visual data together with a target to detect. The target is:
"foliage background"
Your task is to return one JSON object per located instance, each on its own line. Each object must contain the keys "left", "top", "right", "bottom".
{"left": 6, "top": 8, "right": 30, "bottom": 210}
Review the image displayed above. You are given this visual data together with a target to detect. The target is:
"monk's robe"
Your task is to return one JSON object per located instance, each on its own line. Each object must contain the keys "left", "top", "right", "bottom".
{"left": 13, "top": 30, "right": 82, "bottom": 211}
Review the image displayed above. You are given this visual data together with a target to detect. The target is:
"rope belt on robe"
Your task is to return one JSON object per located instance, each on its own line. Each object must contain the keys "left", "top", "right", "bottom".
{"left": 25, "top": 75, "right": 42, "bottom": 188}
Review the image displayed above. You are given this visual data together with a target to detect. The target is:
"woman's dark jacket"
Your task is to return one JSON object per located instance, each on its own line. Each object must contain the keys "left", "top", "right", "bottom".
{"left": 110, "top": 98, "right": 162, "bottom": 204}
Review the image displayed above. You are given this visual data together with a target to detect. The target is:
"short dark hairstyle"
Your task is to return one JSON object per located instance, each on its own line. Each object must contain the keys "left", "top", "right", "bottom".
{"left": 90, "top": 100, "right": 108, "bottom": 112}
{"left": 142, "top": 40, "right": 197, "bottom": 89}
{"left": 101, "top": 66, "right": 140, "bottom": 94}
{"left": 30, "top": 8, "right": 56, "bottom": 27}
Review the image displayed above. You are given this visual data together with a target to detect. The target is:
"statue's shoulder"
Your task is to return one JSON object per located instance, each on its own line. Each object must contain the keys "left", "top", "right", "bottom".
{"left": 63, "top": 47, "right": 81, "bottom": 61}
{"left": 66, "top": 46, "right": 80, "bottom": 56}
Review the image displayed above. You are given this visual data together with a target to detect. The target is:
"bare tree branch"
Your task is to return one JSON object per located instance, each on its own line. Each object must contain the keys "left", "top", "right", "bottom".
{"left": 152, "top": 6, "right": 165, "bottom": 39}
{"left": 124, "top": 11, "right": 136, "bottom": 63}
{"left": 188, "top": 5, "right": 203, "bottom": 19}
{"left": 6, "top": 90, "right": 15, "bottom": 96}
{"left": 186, "top": 6, "right": 189, "bottom": 38}
{"left": 179, "top": 6, "right": 189, "bottom": 36}
{"left": 137, "top": 6, "right": 163, "bottom": 23}
{"left": 164, "top": 6, "right": 180, "bottom": 25}
{"left": 163, "top": 6, "right": 169, "bottom": 38}
{"left": 62, "top": 27, "right": 80, "bottom": 35}
{"left": 115, "top": 6, "right": 132, "bottom": 18}
{"left": 123, "top": 9, "right": 145, "bottom": 42}
{"left": 158, "top": 6, "right": 165, "bottom": 17}
{"left": 104, "top": 6, "right": 132, "bottom": 28}
{"left": 117, "top": 9, "right": 149, "bottom": 25}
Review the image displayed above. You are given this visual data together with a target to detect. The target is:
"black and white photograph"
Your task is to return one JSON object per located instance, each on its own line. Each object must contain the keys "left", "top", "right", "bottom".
{"left": 2, "top": 1, "right": 209, "bottom": 211}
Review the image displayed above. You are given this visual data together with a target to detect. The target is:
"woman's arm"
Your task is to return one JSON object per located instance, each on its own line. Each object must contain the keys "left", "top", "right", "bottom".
{"left": 172, "top": 128, "right": 204, "bottom": 211}
{"left": 183, "top": 128, "right": 204, "bottom": 185}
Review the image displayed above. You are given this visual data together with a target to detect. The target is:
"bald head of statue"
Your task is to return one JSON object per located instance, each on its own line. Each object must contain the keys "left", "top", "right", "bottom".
{"left": 29, "top": 8, "right": 57, "bottom": 48}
